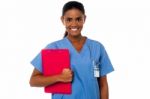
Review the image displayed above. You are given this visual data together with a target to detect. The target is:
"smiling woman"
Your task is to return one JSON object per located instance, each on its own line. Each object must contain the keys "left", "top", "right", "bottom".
{"left": 61, "top": 1, "right": 86, "bottom": 39}
{"left": 61, "top": 8, "right": 85, "bottom": 38}
{"left": 29, "top": 1, "right": 114, "bottom": 99}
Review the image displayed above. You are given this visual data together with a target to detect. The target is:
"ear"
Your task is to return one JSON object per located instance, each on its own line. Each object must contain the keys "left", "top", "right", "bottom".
{"left": 61, "top": 16, "right": 65, "bottom": 25}
{"left": 84, "top": 15, "right": 86, "bottom": 23}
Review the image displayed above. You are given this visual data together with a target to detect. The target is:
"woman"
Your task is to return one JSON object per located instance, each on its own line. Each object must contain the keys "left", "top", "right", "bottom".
{"left": 30, "top": 1, "right": 114, "bottom": 99}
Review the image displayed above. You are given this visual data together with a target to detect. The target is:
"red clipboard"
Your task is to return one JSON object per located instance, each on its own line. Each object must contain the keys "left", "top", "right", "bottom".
{"left": 41, "top": 49, "right": 71, "bottom": 94}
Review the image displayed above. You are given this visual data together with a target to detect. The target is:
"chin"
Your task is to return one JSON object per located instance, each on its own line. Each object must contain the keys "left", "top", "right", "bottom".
{"left": 69, "top": 32, "right": 81, "bottom": 37}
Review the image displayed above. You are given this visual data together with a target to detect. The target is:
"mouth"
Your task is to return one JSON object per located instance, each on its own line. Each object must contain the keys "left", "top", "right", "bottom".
{"left": 69, "top": 27, "right": 79, "bottom": 32}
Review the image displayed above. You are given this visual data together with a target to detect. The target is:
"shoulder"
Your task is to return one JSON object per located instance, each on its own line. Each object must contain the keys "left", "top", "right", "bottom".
{"left": 87, "top": 38, "right": 104, "bottom": 49}
{"left": 45, "top": 38, "right": 65, "bottom": 49}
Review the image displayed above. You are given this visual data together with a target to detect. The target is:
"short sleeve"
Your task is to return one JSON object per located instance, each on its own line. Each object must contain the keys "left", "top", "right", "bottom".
{"left": 99, "top": 44, "right": 114, "bottom": 77}
{"left": 30, "top": 43, "right": 57, "bottom": 72}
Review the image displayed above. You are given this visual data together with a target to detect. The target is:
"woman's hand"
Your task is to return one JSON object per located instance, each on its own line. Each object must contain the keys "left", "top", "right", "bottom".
{"left": 58, "top": 68, "right": 73, "bottom": 83}
{"left": 29, "top": 68, "right": 73, "bottom": 87}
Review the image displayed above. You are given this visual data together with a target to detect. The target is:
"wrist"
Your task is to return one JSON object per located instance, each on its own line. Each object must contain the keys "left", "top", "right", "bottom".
{"left": 56, "top": 74, "right": 63, "bottom": 82}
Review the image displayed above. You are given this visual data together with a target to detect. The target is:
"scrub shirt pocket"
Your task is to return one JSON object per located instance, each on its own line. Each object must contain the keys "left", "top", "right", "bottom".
{"left": 89, "top": 60, "right": 101, "bottom": 81}
{"left": 89, "top": 61, "right": 96, "bottom": 80}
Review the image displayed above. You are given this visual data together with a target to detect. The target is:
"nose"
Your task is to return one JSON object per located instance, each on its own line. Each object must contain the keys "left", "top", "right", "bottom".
{"left": 71, "top": 20, "right": 78, "bottom": 26}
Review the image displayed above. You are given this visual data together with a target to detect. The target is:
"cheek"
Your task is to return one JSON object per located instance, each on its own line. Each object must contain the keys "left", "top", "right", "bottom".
{"left": 63, "top": 23, "right": 70, "bottom": 28}
{"left": 78, "top": 22, "right": 84, "bottom": 27}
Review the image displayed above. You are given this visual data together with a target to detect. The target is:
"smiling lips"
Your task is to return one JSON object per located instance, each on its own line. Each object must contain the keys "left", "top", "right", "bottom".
{"left": 70, "top": 27, "right": 79, "bottom": 31}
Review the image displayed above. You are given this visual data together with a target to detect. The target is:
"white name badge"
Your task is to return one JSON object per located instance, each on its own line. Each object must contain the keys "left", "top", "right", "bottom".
{"left": 93, "top": 60, "right": 100, "bottom": 77}
{"left": 94, "top": 67, "right": 100, "bottom": 77}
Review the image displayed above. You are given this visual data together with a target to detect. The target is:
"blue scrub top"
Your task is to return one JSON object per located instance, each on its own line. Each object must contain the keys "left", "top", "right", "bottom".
{"left": 31, "top": 37, "right": 114, "bottom": 99}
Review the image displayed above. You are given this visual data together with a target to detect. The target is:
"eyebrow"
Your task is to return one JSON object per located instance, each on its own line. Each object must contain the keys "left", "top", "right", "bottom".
{"left": 66, "top": 16, "right": 83, "bottom": 19}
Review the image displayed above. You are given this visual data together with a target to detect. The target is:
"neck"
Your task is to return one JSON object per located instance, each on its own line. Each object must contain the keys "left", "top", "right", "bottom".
{"left": 67, "top": 34, "right": 83, "bottom": 43}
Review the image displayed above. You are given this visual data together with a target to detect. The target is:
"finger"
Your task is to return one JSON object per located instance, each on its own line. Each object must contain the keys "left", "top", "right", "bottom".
{"left": 63, "top": 68, "right": 70, "bottom": 72}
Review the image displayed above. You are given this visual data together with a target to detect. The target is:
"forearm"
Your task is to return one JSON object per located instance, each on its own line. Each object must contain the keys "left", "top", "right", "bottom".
{"left": 98, "top": 76, "right": 109, "bottom": 99}
{"left": 30, "top": 68, "right": 72, "bottom": 87}
{"left": 30, "top": 74, "right": 61, "bottom": 87}
{"left": 100, "top": 84, "right": 109, "bottom": 99}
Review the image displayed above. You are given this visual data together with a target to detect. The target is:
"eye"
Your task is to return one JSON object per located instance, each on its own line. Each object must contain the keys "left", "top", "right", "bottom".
{"left": 76, "top": 17, "right": 83, "bottom": 22}
{"left": 77, "top": 18, "right": 80, "bottom": 21}
{"left": 65, "top": 18, "right": 72, "bottom": 22}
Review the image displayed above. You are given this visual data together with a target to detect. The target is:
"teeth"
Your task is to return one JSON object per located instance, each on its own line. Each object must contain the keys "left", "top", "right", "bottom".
{"left": 71, "top": 28, "right": 78, "bottom": 31}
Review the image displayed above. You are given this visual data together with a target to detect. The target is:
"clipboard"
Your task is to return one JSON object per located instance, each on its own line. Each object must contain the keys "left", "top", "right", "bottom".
{"left": 41, "top": 49, "right": 71, "bottom": 94}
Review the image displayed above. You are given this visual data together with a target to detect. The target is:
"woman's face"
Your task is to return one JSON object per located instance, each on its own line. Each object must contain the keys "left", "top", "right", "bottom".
{"left": 61, "top": 8, "right": 86, "bottom": 37}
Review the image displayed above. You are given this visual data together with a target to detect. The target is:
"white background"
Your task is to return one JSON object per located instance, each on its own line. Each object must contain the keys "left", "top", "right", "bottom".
{"left": 0, "top": 0, "right": 150, "bottom": 99}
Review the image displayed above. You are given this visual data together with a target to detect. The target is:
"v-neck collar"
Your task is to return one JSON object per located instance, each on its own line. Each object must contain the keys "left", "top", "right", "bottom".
{"left": 64, "top": 37, "right": 88, "bottom": 55}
